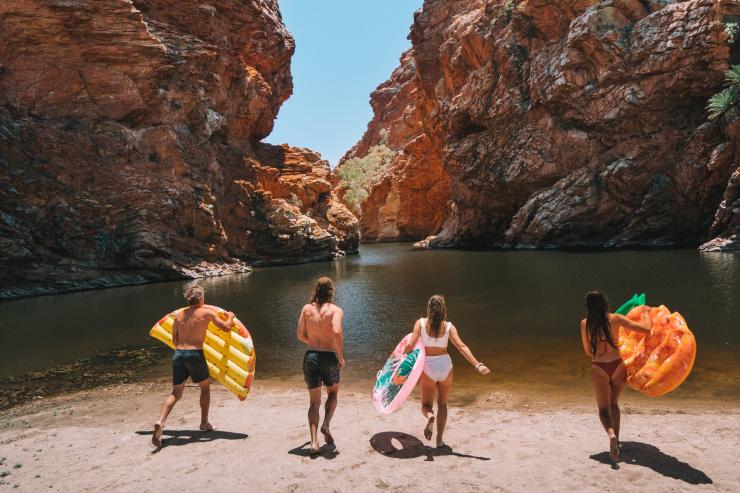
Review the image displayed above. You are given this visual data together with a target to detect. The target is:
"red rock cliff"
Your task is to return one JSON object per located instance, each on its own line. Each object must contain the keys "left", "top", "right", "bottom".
{"left": 0, "top": 0, "right": 359, "bottom": 298}
{"left": 337, "top": 51, "right": 451, "bottom": 241}
{"left": 347, "top": 0, "right": 740, "bottom": 250}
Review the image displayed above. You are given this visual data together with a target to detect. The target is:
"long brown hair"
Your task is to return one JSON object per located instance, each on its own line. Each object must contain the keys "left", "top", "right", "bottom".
{"left": 310, "top": 277, "right": 335, "bottom": 306}
{"left": 426, "top": 295, "right": 447, "bottom": 337}
{"left": 585, "top": 290, "right": 616, "bottom": 355}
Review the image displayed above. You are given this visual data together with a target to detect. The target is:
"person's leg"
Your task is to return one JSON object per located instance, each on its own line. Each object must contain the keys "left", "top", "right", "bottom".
{"left": 198, "top": 379, "right": 213, "bottom": 431}
{"left": 609, "top": 363, "right": 627, "bottom": 441}
{"left": 153, "top": 384, "right": 185, "bottom": 446}
{"left": 591, "top": 365, "right": 618, "bottom": 460}
{"left": 321, "top": 384, "right": 339, "bottom": 445}
{"left": 420, "top": 372, "right": 436, "bottom": 440}
{"left": 435, "top": 371, "right": 453, "bottom": 447}
{"left": 308, "top": 386, "right": 322, "bottom": 453}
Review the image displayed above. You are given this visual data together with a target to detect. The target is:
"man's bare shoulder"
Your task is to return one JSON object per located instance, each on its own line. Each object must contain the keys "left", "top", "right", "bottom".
{"left": 301, "top": 303, "right": 314, "bottom": 314}
{"left": 184, "top": 306, "right": 217, "bottom": 321}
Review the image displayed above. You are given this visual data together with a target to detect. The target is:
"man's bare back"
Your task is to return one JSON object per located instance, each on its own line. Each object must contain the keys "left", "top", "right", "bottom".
{"left": 298, "top": 303, "right": 344, "bottom": 355}
{"left": 173, "top": 304, "right": 233, "bottom": 350}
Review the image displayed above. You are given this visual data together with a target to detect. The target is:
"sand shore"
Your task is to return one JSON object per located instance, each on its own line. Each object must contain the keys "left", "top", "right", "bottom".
{"left": 1, "top": 378, "right": 738, "bottom": 492}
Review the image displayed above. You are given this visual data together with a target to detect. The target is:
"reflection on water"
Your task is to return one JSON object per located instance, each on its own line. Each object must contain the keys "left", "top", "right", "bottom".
{"left": 1, "top": 244, "right": 738, "bottom": 406}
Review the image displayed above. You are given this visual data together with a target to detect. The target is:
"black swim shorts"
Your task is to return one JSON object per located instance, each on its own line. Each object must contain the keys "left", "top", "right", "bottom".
{"left": 303, "top": 350, "right": 340, "bottom": 389}
{"left": 172, "top": 349, "right": 209, "bottom": 385}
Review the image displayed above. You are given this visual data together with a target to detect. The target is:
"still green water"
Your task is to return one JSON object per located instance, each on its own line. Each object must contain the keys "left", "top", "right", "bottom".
{"left": 1, "top": 244, "right": 738, "bottom": 405}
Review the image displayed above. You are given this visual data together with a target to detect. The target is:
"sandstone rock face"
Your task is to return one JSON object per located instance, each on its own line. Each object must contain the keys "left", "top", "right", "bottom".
{"left": 701, "top": 119, "right": 740, "bottom": 251}
{"left": 351, "top": 0, "right": 740, "bottom": 249}
{"left": 0, "top": 0, "right": 358, "bottom": 298}
{"left": 337, "top": 51, "right": 451, "bottom": 242}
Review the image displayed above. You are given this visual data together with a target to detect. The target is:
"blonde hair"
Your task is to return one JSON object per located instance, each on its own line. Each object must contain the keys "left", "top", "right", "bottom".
{"left": 310, "top": 277, "right": 335, "bottom": 306}
{"left": 184, "top": 284, "right": 204, "bottom": 306}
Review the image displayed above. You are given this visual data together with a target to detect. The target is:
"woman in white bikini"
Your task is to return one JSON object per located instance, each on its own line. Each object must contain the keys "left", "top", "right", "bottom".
{"left": 404, "top": 295, "right": 491, "bottom": 447}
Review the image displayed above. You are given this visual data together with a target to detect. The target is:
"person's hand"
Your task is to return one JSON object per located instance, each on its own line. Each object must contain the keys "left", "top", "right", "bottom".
{"left": 338, "top": 356, "right": 346, "bottom": 369}
{"left": 476, "top": 363, "right": 491, "bottom": 375}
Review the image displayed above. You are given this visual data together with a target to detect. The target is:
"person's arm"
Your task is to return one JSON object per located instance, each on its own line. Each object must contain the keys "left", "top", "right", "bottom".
{"left": 296, "top": 306, "right": 309, "bottom": 345}
{"left": 403, "top": 319, "right": 422, "bottom": 354}
{"left": 209, "top": 309, "right": 235, "bottom": 332}
{"left": 332, "top": 307, "right": 345, "bottom": 369}
{"left": 449, "top": 324, "right": 491, "bottom": 375}
{"left": 580, "top": 320, "right": 592, "bottom": 357}
{"left": 610, "top": 308, "right": 651, "bottom": 335}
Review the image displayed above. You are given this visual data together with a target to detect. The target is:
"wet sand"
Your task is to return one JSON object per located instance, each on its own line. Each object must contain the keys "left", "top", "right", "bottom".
{"left": 1, "top": 378, "right": 738, "bottom": 492}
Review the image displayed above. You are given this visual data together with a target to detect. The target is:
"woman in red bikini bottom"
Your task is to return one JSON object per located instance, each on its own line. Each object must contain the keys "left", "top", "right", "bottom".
{"left": 580, "top": 291, "right": 651, "bottom": 462}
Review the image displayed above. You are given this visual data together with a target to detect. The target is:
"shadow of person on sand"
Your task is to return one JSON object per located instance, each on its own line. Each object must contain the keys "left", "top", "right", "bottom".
{"left": 136, "top": 429, "right": 247, "bottom": 453}
{"left": 370, "top": 432, "right": 490, "bottom": 462}
{"left": 288, "top": 441, "right": 340, "bottom": 460}
{"left": 590, "top": 441, "right": 712, "bottom": 484}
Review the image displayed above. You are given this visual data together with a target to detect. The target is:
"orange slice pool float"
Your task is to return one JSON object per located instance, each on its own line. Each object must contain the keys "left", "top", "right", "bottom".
{"left": 617, "top": 303, "right": 697, "bottom": 397}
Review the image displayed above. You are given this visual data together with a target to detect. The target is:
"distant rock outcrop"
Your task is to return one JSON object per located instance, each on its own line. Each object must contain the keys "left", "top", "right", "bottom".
{"left": 337, "top": 51, "right": 450, "bottom": 241}
{"left": 0, "top": 0, "right": 358, "bottom": 298}
{"left": 342, "top": 0, "right": 740, "bottom": 250}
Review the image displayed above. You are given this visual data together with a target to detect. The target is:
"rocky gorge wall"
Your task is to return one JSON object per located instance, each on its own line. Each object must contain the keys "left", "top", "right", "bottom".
{"left": 337, "top": 51, "right": 451, "bottom": 241}
{"left": 0, "top": 0, "right": 359, "bottom": 298}
{"left": 340, "top": 0, "right": 740, "bottom": 250}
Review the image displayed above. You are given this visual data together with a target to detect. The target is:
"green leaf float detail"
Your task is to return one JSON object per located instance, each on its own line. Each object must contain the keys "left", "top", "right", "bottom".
{"left": 615, "top": 293, "right": 646, "bottom": 315}
{"left": 372, "top": 333, "right": 426, "bottom": 414}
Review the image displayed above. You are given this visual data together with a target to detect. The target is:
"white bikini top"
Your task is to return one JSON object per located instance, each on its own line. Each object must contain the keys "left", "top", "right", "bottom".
{"left": 420, "top": 318, "right": 451, "bottom": 348}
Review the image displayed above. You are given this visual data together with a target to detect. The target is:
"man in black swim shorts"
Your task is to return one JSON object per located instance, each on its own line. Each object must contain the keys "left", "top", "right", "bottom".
{"left": 152, "top": 284, "right": 234, "bottom": 447}
{"left": 303, "top": 350, "right": 341, "bottom": 389}
{"left": 172, "top": 348, "right": 210, "bottom": 387}
{"left": 296, "top": 277, "right": 345, "bottom": 454}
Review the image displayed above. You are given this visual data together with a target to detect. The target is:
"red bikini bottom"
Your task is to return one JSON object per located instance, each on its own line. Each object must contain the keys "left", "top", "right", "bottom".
{"left": 592, "top": 359, "right": 624, "bottom": 378}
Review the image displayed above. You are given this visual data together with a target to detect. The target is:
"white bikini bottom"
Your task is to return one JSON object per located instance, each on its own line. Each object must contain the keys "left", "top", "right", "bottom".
{"left": 424, "top": 354, "right": 452, "bottom": 382}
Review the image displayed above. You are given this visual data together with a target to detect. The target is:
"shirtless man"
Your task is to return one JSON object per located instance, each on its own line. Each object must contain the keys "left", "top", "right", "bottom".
{"left": 152, "top": 284, "right": 234, "bottom": 447}
{"left": 296, "top": 277, "right": 345, "bottom": 455}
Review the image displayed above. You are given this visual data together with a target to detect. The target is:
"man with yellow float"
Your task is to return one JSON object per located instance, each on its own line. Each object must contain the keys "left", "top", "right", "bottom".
{"left": 148, "top": 285, "right": 695, "bottom": 464}
{"left": 150, "top": 284, "right": 256, "bottom": 448}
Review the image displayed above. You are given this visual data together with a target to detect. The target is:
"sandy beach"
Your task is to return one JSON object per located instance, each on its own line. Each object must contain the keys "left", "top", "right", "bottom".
{"left": 1, "top": 378, "right": 738, "bottom": 492}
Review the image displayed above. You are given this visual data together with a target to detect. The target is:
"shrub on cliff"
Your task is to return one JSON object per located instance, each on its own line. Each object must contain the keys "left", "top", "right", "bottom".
{"left": 490, "top": 0, "right": 521, "bottom": 29}
{"left": 337, "top": 142, "right": 396, "bottom": 214}
{"left": 707, "top": 64, "right": 740, "bottom": 125}
{"left": 725, "top": 21, "right": 739, "bottom": 45}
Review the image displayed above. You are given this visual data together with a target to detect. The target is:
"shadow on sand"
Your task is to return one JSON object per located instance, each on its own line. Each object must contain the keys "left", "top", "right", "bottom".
{"left": 136, "top": 429, "right": 247, "bottom": 453}
{"left": 590, "top": 441, "right": 712, "bottom": 484}
{"left": 288, "top": 441, "right": 340, "bottom": 460}
{"left": 369, "top": 432, "right": 490, "bottom": 462}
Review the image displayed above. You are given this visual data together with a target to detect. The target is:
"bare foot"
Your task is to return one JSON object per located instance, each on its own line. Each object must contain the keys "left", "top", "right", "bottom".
{"left": 609, "top": 434, "right": 620, "bottom": 462}
{"left": 321, "top": 425, "right": 334, "bottom": 445}
{"left": 200, "top": 422, "right": 215, "bottom": 432}
{"left": 309, "top": 443, "right": 321, "bottom": 456}
{"left": 436, "top": 441, "right": 448, "bottom": 449}
{"left": 152, "top": 423, "right": 163, "bottom": 447}
{"left": 424, "top": 415, "right": 435, "bottom": 441}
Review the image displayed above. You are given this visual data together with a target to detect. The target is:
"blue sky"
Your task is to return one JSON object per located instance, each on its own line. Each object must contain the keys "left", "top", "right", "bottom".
{"left": 266, "top": 0, "right": 423, "bottom": 167}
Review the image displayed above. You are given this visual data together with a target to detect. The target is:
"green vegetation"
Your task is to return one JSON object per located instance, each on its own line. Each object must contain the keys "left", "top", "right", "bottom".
{"left": 491, "top": 0, "right": 519, "bottom": 29}
{"left": 337, "top": 139, "right": 396, "bottom": 214}
{"left": 707, "top": 65, "right": 740, "bottom": 124}
{"left": 725, "top": 20, "right": 739, "bottom": 45}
